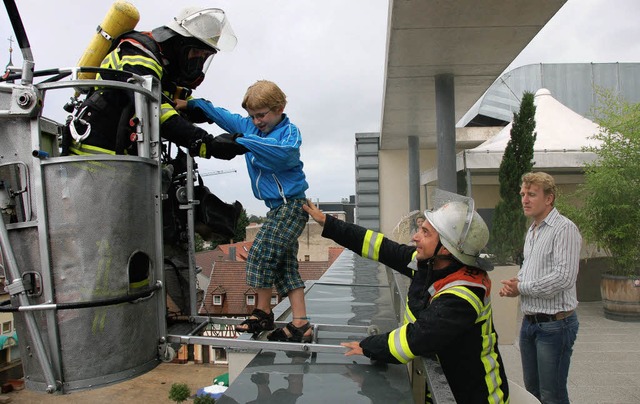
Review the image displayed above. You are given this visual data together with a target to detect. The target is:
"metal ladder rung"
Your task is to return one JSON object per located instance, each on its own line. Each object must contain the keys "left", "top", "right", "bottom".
{"left": 166, "top": 333, "right": 350, "bottom": 354}
{"left": 191, "top": 316, "right": 379, "bottom": 336}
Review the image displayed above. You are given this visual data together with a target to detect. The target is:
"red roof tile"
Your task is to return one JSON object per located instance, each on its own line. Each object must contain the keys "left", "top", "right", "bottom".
{"left": 198, "top": 260, "right": 331, "bottom": 316}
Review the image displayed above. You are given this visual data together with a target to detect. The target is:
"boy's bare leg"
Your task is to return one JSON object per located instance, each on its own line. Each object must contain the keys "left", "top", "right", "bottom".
{"left": 255, "top": 288, "right": 273, "bottom": 313}
{"left": 235, "top": 288, "right": 273, "bottom": 332}
{"left": 287, "top": 288, "right": 312, "bottom": 337}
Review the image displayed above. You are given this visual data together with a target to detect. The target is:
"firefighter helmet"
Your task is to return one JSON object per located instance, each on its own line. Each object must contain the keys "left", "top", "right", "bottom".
{"left": 152, "top": 7, "right": 236, "bottom": 89}
{"left": 425, "top": 193, "right": 492, "bottom": 271}
{"left": 165, "top": 7, "right": 237, "bottom": 52}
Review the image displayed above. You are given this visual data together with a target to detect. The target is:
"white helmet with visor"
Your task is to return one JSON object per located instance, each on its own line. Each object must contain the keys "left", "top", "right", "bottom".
{"left": 425, "top": 190, "right": 492, "bottom": 271}
{"left": 166, "top": 7, "right": 237, "bottom": 52}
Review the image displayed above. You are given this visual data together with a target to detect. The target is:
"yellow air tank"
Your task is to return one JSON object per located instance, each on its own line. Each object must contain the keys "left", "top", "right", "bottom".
{"left": 77, "top": 1, "right": 140, "bottom": 80}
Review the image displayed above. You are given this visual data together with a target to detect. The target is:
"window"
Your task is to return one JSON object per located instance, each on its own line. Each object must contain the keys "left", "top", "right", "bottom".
{"left": 246, "top": 295, "right": 255, "bottom": 305}
{"left": 270, "top": 295, "right": 278, "bottom": 305}
{"left": 213, "top": 295, "right": 222, "bottom": 306}
{"left": 304, "top": 255, "right": 310, "bottom": 261}
{"left": 2, "top": 322, "right": 10, "bottom": 334}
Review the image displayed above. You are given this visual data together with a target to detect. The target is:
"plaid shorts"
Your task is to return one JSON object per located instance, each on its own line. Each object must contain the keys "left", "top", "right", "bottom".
{"left": 246, "top": 198, "right": 309, "bottom": 295}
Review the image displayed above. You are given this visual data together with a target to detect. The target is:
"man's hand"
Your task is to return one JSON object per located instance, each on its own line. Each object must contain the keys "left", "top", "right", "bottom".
{"left": 341, "top": 341, "right": 364, "bottom": 357}
{"left": 499, "top": 277, "right": 520, "bottom": 297}
{"left": 303, "top": 199, "right": 326, "bottom": 226}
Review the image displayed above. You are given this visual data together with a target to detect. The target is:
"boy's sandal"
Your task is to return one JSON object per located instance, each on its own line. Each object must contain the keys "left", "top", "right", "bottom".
{"left": 235, "top": 309, "right": 274, "bottom": 333}
{"left": 267, "top": 321, "right": 313, "bottom": 343}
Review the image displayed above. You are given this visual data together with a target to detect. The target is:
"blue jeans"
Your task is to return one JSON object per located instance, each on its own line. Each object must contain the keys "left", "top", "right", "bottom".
{"left": 519, "top": 311, "right": 579, "bottom": 404}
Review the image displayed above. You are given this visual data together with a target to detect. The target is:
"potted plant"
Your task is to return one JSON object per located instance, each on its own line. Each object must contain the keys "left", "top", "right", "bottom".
{"left": 564, "top": 90, "right": 640, "bottom": 321}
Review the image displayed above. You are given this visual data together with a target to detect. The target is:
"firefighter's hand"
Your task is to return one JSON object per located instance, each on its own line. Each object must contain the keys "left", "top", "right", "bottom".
{"left": 341, "top": 341, "right": 364, "bottom": 357}
{"left": 208, "top": 133, "right": 249, "bottom": 160}
{"left": 303, "top": 199, "right": 326, "bottom": 226}
{"left": 174, "top": 99, "right": 187, "bottom": 110}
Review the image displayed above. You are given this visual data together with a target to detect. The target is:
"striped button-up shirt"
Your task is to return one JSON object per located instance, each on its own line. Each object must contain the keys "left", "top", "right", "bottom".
{"left": 518, "top": 207, "right": 582, "bottom": 315}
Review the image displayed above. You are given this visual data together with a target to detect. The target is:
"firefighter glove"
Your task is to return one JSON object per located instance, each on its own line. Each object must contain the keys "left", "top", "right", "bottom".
{"left": 188, "top": 134, "right": 210, "bottom": 158}
{"left": 207, "top": 133, "right": 249, "bottom": 160}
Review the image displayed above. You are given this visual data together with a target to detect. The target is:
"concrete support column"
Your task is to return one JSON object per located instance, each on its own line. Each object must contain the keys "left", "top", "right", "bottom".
{"left": 408, "top": 135, "right": 420, "bottom": 212}
{"left": 435, "top": 74, "right": 456, "bottom": 193}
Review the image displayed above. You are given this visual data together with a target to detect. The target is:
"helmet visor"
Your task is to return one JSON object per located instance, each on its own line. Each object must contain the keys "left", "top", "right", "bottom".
{"left": 389, "top": 210, "right": 424, "bottom": 244}
{"left": 179, "top": 9, "right": 237, "bottom": 52}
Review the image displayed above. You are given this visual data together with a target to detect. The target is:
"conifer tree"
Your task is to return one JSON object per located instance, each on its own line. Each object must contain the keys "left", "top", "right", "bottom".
{"left": 489, "top": 91, "right": 536, "bottom": 264}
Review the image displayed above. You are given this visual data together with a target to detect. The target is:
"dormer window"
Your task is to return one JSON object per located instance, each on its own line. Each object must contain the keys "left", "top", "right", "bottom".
{"left": 210, "top": 286, "right": 226, "bottom": 307}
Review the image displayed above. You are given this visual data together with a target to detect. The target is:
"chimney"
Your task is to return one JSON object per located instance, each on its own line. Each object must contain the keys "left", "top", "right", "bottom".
{"left": 229, "top": 246, "right": 236, "bottom": 261}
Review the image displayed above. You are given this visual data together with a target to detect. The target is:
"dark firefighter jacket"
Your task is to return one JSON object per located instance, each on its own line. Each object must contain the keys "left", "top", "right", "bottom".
{"left": 322, "top": 214, "right": 510, "bottom": 404}
{"left": 69, "top": 31, "right": 208, "bottom": 155}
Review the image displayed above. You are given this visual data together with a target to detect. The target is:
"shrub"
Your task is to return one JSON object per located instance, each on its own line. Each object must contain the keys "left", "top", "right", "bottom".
{"left": 169, "top": 382, "right": 191, "bottom": 403}
{"left": 566, "top": 90, "right": 640, "bottom": 276}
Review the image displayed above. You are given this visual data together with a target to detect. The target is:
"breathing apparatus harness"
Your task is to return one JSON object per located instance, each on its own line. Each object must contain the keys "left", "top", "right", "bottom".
{"left": 62, "top": 30, "right": 195, "bottom": 156}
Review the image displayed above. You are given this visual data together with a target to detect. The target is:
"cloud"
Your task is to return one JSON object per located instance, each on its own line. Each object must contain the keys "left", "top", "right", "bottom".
{"left": 509, "top": 0, "right": 640, "bottom": 68}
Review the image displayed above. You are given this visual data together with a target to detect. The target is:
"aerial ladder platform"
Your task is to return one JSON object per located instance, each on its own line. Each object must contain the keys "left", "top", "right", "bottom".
{"left": 0, "top": 0, "right": 362, "bottom": 395}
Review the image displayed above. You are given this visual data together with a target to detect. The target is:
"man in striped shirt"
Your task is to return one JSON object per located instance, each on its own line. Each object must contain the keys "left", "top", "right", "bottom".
{"left": 500, "top": 172, "right": 581, "bottom": 404}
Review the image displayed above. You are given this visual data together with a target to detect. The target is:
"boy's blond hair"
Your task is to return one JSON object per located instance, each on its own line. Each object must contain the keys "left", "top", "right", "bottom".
{"left": 242, "top": 80, "right": 287, "bottom": 111}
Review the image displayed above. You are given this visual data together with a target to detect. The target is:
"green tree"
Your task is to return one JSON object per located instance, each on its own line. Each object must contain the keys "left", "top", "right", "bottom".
{"left": 195, "top": 233, "right": 206, "bottom": 252}
{"left": 234, "top": 208, "right": 249, "bottom": 242}
{"left": 247, "top": 214, "right": 265, "bottom": 224}
{"left": 563, "top": 90, "right": 640, "bottom": 275}
{"left": 489, "top": 91, "right": 537, "bottom": 264}
{"left": 457, "top": 170, "right": 468, "bottom": 196}
{"left": 169, "top": 382, "right": 191, "bottom": 403}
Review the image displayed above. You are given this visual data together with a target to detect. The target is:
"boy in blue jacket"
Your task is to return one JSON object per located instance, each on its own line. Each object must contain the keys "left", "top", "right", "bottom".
{"left": 177, "top": 80, "right": 312, "bottom": 342}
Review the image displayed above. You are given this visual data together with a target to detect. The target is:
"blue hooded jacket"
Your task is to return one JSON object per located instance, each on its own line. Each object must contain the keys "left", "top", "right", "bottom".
{"left": 187, "top": 99, "right": 308, "bottom": 209}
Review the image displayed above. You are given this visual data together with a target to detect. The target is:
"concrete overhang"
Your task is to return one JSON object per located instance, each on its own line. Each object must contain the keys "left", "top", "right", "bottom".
{"left": 380, "top": 0, "right": 567, "bottom": 150}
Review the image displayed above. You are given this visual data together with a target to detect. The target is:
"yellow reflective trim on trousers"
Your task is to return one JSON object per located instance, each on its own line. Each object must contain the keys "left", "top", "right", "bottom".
{"left": 361, "top": 230, "right": 383, "bottom": 261}
{"left": 388, "top": 325, "right": 415, "bottom": 364}
{"left": 160, "top": 102, "right": 178, "bottom": 124}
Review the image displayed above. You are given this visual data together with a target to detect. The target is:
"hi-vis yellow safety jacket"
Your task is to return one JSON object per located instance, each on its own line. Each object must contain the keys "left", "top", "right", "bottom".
{"left": 321, "top": 214, "right": 509, "bottom": 404}
{"left": 68, "top": 31, "right": 210, "bottom": 156}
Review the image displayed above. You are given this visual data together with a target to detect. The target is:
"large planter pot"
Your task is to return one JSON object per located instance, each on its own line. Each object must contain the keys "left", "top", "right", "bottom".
{"left": 600, "top": 273, "right": 640, "bottom": 322}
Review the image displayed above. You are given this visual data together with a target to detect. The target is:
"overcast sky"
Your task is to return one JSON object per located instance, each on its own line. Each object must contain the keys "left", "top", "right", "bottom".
{"left": 1, "top": 0, "right": 639, "bottom": 216}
